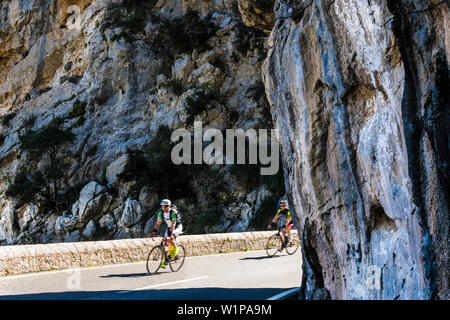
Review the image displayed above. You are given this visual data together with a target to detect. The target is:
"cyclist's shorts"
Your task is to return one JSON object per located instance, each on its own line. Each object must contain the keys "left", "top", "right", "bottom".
{"left": 164, "top": 224, "right": 183, "bottom": 238}
{"left": 173, "top": 224, "right": 183, "bottom": 236}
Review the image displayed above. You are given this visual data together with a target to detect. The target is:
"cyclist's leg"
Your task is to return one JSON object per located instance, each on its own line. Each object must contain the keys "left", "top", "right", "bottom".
{"left": 285, "top": 224, "right": 294, "bottom": 242}
{"left": 280, "top": 228, "right": 287, "bottom": 247}
{"left": 161, "top": 228, "right": 170, "bottom": 267}
{"left": 170, "top": 224, "right": 183, "bottom": 257}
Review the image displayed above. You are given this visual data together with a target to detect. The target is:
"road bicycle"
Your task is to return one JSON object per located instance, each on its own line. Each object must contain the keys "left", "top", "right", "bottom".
{"left": 266, "top": 227, "right": 300, "bottom": 257}
{"left": 146, "top": 233, "right": 186, "bottom": 274}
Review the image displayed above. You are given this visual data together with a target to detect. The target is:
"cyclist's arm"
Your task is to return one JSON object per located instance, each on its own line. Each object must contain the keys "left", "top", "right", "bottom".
{"left": 153, "top": 212, "right": 163, "bottom": 234}
{"left": 169, "top": 212, "right": 176, "bottom": 232}
{"left": 268, "top": 215, "right": 279, "bottom": 228}
{"left": 272, "top": 215, "right": 279, "bottom": 224}
{"left": 285, "top": 216, "right": 291, "bottom": 226}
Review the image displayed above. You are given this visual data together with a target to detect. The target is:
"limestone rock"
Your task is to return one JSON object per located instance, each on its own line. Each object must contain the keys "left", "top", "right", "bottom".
{"left": 172, "top": 54, "right": 194, "bottom": 81}
{"left": 0, "top": 202, "right": 15, "bottom": 244}
{"left": 255, "top": 185, "right": 272, "bottom": 213}
{"left": 72, "top": 181, "right": 112, "bottom": 224}
{"left": 119, "top": 198, "right": 142, "bottom": 228}
{"left": 16, "top": 204, "right": 39, "bottom": 232}
{"left": 212, "top": 202, "right": 253, "bottom": 233}
{"left": 188, "top": 63, "right": 224, "bottom": 86}
{"left": 139, "top": 186, "right": 158, "bottom": 213}
{"left": 263, "top": 0, "right": 449, "bottom": 299}
{"left": 237, "top": 0, "right": 275, "bottom": 31}
{"left": 105, "top": 154, "right": 129, "bottom": 186}
{"left": 114, "top": 228, "right": 131, "bottom": 240}
{"left": 45, "top": 214, "right": 59, "bottom": 233}
{"left": 144, "top": 215, "right": 157, "bottom": 235}
{"left": 246, "top": 189, "right": 258, "bottom": 203}
{"left": 82, "top": 220, "right": 96, "bottom": 240}
{"left": 64, "top": 230, "right": 81, "bottom": 242}
{"left": 55, "top": 215, "right": 78, "bottom": 235}
{"left": 99, "top": 213, "right": 115, "bottom": 231}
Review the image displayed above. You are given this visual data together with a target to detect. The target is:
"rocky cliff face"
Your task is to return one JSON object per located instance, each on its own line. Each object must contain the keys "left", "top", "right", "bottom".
{"left": 1, "top": 0, "right": 448, "bottom": 301}
{"left": 257, "top": 0, "right": 448, "bottom": 299}
{"left": 0, "top": 0, "right": 284, "bottom": 245}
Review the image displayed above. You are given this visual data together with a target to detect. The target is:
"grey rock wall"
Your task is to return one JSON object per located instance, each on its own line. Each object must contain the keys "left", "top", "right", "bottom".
{"left": 259, "top": 0, "right": 448, "bottom": 299}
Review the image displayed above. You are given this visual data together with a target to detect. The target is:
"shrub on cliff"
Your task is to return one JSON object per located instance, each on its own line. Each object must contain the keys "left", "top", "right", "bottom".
{"left": 68, "top": 100, "right": 87, "bottom": 119}
{"left": 161, "top": 79, "right": 185, "bottom": 96}
{"left": 154, "top": 9, "right": 218, "bottom": 56}
{"left": 1, "top": 112, "right": 16, "bottom": 127}
{"left": 6, "top": 119, "right": 76, "bottom": 212}
{"left": 118, "top": 126, "right": 193, "bottom": 200}
{"left": 22, "top": 114, "right": 36, "bottom": 128}
{"left": 185, "top": 86, "right": 221, "bottom": 125}
{"left": 19, "top": 119, "right": 74, "bottom": 158}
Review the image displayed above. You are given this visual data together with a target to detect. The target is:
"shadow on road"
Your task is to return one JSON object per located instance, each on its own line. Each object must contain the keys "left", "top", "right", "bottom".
{"left": 99, "top": 273, "right": 149, "bottom": 278}
{"left": 0, "top": 287, "right": 297, "bottom": 300}
{"left": 239, "top": 255, "right": 283, "bottom": 261}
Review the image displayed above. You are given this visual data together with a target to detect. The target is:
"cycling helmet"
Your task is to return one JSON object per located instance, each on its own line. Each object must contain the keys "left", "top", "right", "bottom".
{"left": 280, "top": 200, "right": 288, "bottom": 207}
{"left": 170, "top": 204, "right": 178, "bottom": 213}
{"left": 160, "top": 199, "right": 171, "bottom": 206}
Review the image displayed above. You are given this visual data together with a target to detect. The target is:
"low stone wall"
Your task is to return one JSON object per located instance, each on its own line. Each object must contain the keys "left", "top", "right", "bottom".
{"left": 0, "top": 231, "right": 298, "bottom": 276}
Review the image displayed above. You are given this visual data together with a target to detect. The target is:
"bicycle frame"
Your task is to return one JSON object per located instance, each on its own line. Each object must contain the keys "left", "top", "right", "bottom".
{"left": 151, "top": 235, "right": 171, "bottom": 259}
{"left": 277, "top": 227, "right": 288, "bottom": 238}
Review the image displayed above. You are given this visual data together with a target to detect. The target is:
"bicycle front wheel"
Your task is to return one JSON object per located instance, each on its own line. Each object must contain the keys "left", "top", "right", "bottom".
{"left": 146, "top": 245, "right": 163, "bottom": 275}
{"left": 169, "top": 244, "right": 186, "bottom": 272}
{"left": 266, "top": 234, "right": 283, "bottom": 257}
{"left": 285, "top": 235, "right": 300, "bottom": 255}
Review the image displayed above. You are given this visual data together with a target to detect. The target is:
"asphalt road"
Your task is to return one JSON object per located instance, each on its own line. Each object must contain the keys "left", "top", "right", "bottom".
{"left": 0, "top": 249, "right": 302, "bottom": 300}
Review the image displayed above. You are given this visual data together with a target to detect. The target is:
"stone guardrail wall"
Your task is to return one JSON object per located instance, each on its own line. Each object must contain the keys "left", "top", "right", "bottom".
{"left": 0, "top": 230, "right": 298, "bottom": 276}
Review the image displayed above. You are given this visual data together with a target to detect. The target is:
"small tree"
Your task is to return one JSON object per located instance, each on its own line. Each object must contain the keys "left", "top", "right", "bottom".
{"left": 6, "top": 119, "right": 75, "bottom": 212}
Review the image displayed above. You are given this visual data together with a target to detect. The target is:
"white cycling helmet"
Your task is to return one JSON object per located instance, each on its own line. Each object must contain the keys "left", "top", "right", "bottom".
{"left": 280, "top": 200, "right": 288, "bottom": 207}
{"left": 160, "top": 199, "right": 171, "bottom": 206}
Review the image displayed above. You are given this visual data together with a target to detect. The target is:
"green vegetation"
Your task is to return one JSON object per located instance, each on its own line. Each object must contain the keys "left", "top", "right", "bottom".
{"left": 249, "top": 194, "right": 282, "bottom": 231}
{"left": 227, "top": 142, "right": 285, "bottom": 230}
{"left": 234, "top": 22, "right": 266, "bottom": 57}
{"left": 116, "top": 124, "right": 285, "bottom": 233}
{"left": 110, "top": 31, "right": 134, "bottom": 43}
{"left": 161, "top": 79, "right": 185, "bottom": 96}
{"left": 210, "top": 56, "right": 228, "bottom": 73}
{"left": 68, "top": 100, "right": 87, "bottom": 118}
{"left": 1, "top": 112, "right": 16, "bottom": 126}
{"left": 155, "top": 9, "right": 218, "bottom": 56}
{"left": 104, "top": 0, "right": 159, "bottom": 43}
{"left": 188, "top": 206, "right": 222, "bottom": 234}
{"left": 116, "top": 125, "right": 236, "bottom": 234}
{"left": 185, "top": 86, "right": 221, "bottom": 125}
{"left": 6, "top": 118, "right": 76, "bottom": 212}
{"left": 22, "top": 114, "right": 36, "bottom": 128}
{"left": 117, "top": 125, "right": 194, "bottom": 200}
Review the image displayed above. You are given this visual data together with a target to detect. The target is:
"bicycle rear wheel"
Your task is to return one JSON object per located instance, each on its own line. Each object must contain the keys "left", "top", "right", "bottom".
{"left": 266, "top": 234, "right": 283, "bottom": 257}
{"left": 285, "top": 235, "right": 300, "bottom": 255}
{"left": 169, "top": 244, "right": 186, "bottom": 272}
{"left": 146, "top": 245, "right": 163, "bottom": 275}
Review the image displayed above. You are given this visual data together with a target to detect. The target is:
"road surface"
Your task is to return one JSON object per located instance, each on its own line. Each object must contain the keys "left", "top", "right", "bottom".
{"left": 0, "top": 249, "right": 302, "bottom": 300}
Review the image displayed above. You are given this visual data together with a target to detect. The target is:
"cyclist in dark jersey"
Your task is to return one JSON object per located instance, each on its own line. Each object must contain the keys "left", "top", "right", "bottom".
{"left": 268, "top": 200, "right": 294, "bottom": 247}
